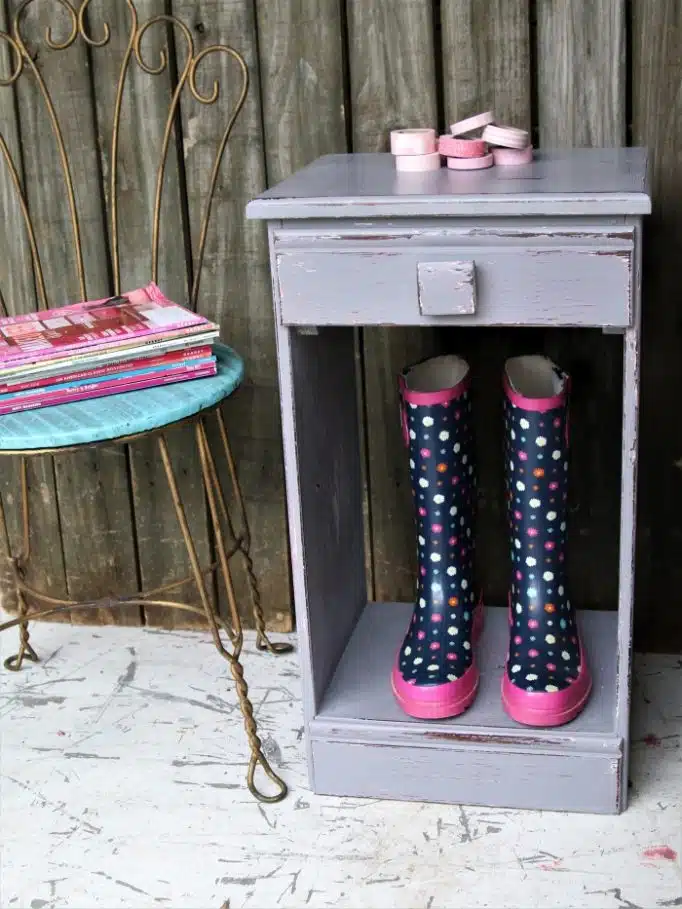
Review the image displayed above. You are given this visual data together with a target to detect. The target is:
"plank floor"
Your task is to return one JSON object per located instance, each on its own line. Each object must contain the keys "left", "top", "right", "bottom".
{"left": 1, "top": 619, "right": 680, "bottom": 908}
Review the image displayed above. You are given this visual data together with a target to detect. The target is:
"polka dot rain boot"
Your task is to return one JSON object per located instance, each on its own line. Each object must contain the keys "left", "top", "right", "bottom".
{"left": 502, "top": 355, "right": 592, "bottom": 726}
{"left": 391, "top": 355, "right": 483, "bottom": 719}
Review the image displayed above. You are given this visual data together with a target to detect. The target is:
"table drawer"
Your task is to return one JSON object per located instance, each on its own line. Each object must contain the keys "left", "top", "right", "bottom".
{"left": 275, "top": 240, "right": 632, "bottom": 328}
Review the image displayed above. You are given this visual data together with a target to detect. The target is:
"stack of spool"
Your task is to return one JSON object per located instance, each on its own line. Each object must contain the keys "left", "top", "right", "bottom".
{"left": 390, "top": 113, "right": 533, "bottom": 172}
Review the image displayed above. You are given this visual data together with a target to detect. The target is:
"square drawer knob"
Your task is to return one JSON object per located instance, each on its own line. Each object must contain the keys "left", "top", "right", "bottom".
{"left": 417, "top": 260, "right": 477, "bottom": 316}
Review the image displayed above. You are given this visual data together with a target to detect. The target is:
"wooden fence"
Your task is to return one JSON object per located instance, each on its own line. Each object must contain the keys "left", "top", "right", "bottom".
{"left": 0, "top": 0, "right": 680, "bottom": 651}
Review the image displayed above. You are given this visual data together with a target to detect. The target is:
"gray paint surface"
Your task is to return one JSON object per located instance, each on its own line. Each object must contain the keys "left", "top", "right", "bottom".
{"left": 251, "top": 149, "right": 649, "bottom": 814}
{"left": 247, "top": 149, "right": 651, "bottom": 219}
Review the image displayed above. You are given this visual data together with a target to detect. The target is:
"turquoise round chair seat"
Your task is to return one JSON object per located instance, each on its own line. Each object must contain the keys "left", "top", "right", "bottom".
{"left": 0, "top": 343, "right": 244, "bottom": 452}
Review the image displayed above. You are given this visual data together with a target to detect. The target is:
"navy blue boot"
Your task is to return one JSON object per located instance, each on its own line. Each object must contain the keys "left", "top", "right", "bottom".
{"left": 501, "top": 355, "right": 592, "bottom": 726}
{"left": 392, "top": 355, "right": 483, "bottom": 719}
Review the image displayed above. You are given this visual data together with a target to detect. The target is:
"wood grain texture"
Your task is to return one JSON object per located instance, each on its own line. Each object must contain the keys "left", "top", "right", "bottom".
{"left": 347, "top": 0, "right": 440, "bottom": 603}
{"left": 8, "top": 0, "right": 139, "bottom": 625}
{"left": 0, "top": 4, "right": 68, "bottom": 620}
{"left": 87, "top": 0, "right": 211, "bottom": 629}
{"left": 173, "top": 0, "right": 291, "bottom": 631}
{"left": 537, "top": 0, "right": 626, "bottom": 147}
{"left": 255, "top": 0, "right": 347, "bottom": 184}
{"left": 633, "top": 0, "right": 682, "bottom": 652}
{"left": 441, "top": 0, "right": 531, "bottom": 131}
{"left": 535, "top": 0, "right": 627, "bottom": 618}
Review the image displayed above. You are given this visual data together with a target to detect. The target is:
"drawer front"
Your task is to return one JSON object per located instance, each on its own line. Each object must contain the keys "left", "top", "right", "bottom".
{"left": 275, "top": 241, "right": 632, "bottom": 328}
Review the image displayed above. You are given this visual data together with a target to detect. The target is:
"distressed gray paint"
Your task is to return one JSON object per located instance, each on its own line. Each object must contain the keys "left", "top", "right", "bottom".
{"left": 418, "top": 260, "right": 477, "bottom": 316}
{"left": 251, "top": 150, "right": 650, "bottom": 813}
{"left": 246, "top": 150, "right": 651, "bottom": 219}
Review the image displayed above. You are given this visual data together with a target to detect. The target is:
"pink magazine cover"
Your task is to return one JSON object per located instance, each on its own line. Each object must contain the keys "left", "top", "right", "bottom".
{"left": 0, "top": 283, "right": 218, "bottom": 370}
{"left": 0, "top": 361, "right": 217, "bottom": 416}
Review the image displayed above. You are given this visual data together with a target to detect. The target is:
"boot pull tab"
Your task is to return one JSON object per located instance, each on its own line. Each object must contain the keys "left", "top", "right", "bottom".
{"left": 398, "top": 373, "right": 409, "bottom": 447}
{"left": 552, "top": 366, "right": 571, "bottom": 448}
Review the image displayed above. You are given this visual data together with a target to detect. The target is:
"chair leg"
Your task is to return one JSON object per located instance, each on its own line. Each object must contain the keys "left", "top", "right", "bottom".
{"left": 159, "top": 430, "right": 287, "bottom": 803}
{"left": 214, "top": 407, "right": 293, "bottom": 655}
{"left": 2, "top": 457, "right": 38, "bottom": 671}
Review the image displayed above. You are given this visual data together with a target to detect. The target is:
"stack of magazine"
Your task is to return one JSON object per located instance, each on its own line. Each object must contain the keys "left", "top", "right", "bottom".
{"left": 0, "top": 283, "right": 219, "bottom": 415}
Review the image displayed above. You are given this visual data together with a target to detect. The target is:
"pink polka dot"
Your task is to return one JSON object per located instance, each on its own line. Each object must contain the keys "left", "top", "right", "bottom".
{"left": 430, "top": 642, "right": 441, "bottom": 650}
{"left": 544, "top": 541, "right": 555, "bottom": 550}
{"left": 546, "top": 662, "right": 556, "bottom": 671}
{"left": 431, "top": 614, "right": 442, "bottom": 622}
{"left": 419, "top": 507, "right": 427, "bottom": 517}
{"left": 549, "top": 481, "right": 559, "bottom": 490}
{"left": 527, "top": 527, "right": 539, "bottom": 537}
{"left": 446, "top": 652, "right": 457, "bottom": 661}
{"left": 417, "top": 631, "right": 426, "bottom": 640}
{"left": 420, "top": 448, "right": 431, "bottom": 458}
{"left": 528, "top": 648, "right": 539, "bottom": 658}
{"left": 407, "top": 678, "right": 417, "bottom": 685}
{"left": 514, "top": 510, "right": 522, "bottom": 520}
{"left": 455, "top": 411, "right": 461, "bottom": 420}
{"left": 514, "top": 635, "right": 523, "bottom": 645}
{"left": 452, "top": 476, "right": 460, "bottom": 485}
{"left": 516, "top": 570, "right": 523, "bottom": 580}
{"left": 448, "top": 536, "right": 456, "bottom": 546}
{"left": 519, "top": 451, "right": 528, "bottom": 461}
{"left": 528, "top": 619, "right": 539, "bottom": 629}
{"left": 432, "top": 524, "right": 443, "bottom": 533}
{"left": 420, "top": 566, "right": 426, "bottom": 576}
{"left": 553, "top": 417, "right": 561, "bottom": 428}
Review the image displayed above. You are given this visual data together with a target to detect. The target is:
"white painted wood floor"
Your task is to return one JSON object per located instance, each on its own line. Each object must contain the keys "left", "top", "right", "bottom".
{"left": 1, "top": 619, "right": 680, "bottom": 909}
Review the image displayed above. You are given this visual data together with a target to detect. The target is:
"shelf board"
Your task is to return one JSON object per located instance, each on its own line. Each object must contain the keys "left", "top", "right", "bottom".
{"left": 313, "top": 604, "right": 619, "bottom": 750}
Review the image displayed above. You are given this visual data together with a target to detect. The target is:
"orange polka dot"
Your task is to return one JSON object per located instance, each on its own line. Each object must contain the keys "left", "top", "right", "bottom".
{"left": 437, "top": 463, "right": 448, "bottom": 473}
{"left": 448, "top": 596, "right": 458, "bottom": 606}
{"left": 544, "top": 603, "right": 556, "bottom": 613}
{"left": 533, "top": 467, "right": 545, "bottom": 478}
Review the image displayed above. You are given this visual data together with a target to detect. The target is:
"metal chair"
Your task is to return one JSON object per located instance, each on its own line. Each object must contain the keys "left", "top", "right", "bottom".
{"left": 0, "top": 0, "right": 292, "bottom": 802}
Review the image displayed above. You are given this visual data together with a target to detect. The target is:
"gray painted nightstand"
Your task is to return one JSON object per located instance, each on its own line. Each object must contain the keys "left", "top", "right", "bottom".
{"left": 248, "top": 149, "right": 651, "bottom": 814}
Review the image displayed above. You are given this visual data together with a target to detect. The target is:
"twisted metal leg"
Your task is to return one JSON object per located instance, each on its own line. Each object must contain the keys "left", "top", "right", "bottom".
{"left": 159, "top": 430, "right": 287, "bottom": 803}
{"left": 2, "top": 457, "right": 38, "bottom": 671}
{"left": 214, "top": 408, "right": 293, "bottom": 655}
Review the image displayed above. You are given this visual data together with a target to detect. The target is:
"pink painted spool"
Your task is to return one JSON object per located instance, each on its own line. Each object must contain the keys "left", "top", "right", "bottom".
{"left": 449, "top": 111, "right": 494, "bottom": 136}
{"left": 390, "top": 128, "right": 437, "bottom": 155}
{"left": 395, "top": 151, "right": 442, "bottom": 172}
{"left": 493, "top": 145, "right": 534, "bottom": 166}
{"left": 481, "top": 124, "right": 529, "bottom": 149}
{"left": 445, "top": 153, "right": 494, "bottom": 171}
{"left": 438, "top": 135, "right": 488, "bottom": 158}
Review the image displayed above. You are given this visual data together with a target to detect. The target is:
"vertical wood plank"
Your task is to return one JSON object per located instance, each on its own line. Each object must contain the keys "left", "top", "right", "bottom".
{"left": 347, "top": 0, "right": 440, "bottom": 603}
{"left": 172, "top": 0, "right": 291, "bottom": 631}
{"left": 7, "top": 0, "right": 139, "bottom": 625}
{"left": 0, "top": 2, "right": 68, "bottom": 620}
{"left": 536, "top": 0, "right": 626, "bottom": 615}
{"left": 440, "top": 0, "right": 532, "bottom": 605}
{"left": 633, "top": 0, "right": 682, "bottom": 651}
{"left": 86, "top": 0, "right": 212, "bottom": 629}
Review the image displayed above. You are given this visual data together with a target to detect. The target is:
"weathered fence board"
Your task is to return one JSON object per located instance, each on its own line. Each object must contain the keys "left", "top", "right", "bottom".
{"left": 633, "top": 0, "right": 682, "bottom": 650}
{"left": 536, "top": 0, "right": 627, "bottom": 614}
{"left": 347, "top": 0, "right": 440, "bottom": 604}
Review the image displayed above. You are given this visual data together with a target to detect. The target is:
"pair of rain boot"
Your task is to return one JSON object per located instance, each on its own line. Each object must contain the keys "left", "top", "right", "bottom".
{"left": 391, "top": 354, "right": 592, "bottom": 727}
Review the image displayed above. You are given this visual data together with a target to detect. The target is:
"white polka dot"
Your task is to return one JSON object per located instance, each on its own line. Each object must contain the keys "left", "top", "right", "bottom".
{"left": 408, "top": 403, "right": 417, "bottom": 410}
{"left": 419, "top": 598, "right": 426, "bottom": 608}
{"left": 526, "top": 556, "right": 536, "bottom": 567}
{"left": 461, "top": 580, "right": 468, "bottom": 590}
{"left": 434, "top": 494, "right": 444, "bottom": 504}
{"left": 462, "top": 455, "right": 468, "bottom": 465}
{"left": 463, "top": 641, "right": 470, "bottom": 650}
{"left": 514, "top": 539, "right": 521, "bottom": 549}
{"left": 418, "top": 535, "right": 425, "bottom": 546}
{"left": 545, "top": 634, "right": 556, "bottom": 644}
{"left": 453, "top": 443, "right": 461, "bottom": 453}
{"left": 515, "top": 603, "right": 522, "bottom": 614}
{"left": 543, "top": 571, "right": 554, "bottom": 582}
{"left": 536, "top": 436, "right": 547, "bottom": 447}
{"left": 527, "top": 587, "right": 537, "bottom": 598}
{"left": 511, "top": 429, "right": 516, "bottom": 440}
{"left": 552, "top": 450, "right": 561, "bottom": 460}
{"left": 446, "top": 566, "right": 456, "bottom": 576}
{"left": 547, "top": 511, "right": 557, "bottom": 521}
{"left": 560, "top": 522, "right": 566, "bottom": 531}
{"left": 439, "top": 430, "right": 449, "bottom": 441}
{"left": 409, "top": 430, "right": 416, "bottom": 439}
{"left": 545, "top": 684, "right": 559, "bottom": 692}
{"left": 526, "top": 673, "right": 538, "bottom": 681}
{"left": 509, "top": 461, "right": 515, "bottom": 471}
{"left": 529, "top": 498, "right": 541, "bottom": 509}
{"left": 558, "top": 585, "right": 564, "bottom": 595}
{"left": 423, "top": 417, "right": 434, "bottom": 427}
{"left": 419, "top": 478, "right": 429, "bottom": 488}
{"left": 511, "top": 664, "right": 521, "bottom": 673}
{"left": 516, "top": 481, "right": 526, "bottom": 491}
{"left": 414, "top": 657, "right": 423, "bottom": 665}
{"left": 430, "top": 553, "right": 441, "bottom": 563}
{"left": 404, "top": 646, "right": 412, "bottom": 655}
{"left": 561, "top": 650, "right": 570, "bottom": 660}
{"left": 450, "top": 506, "right": 457, "bottom": 516}
{"left": 447, "top": 674, "right": 458, "bottom": 682}
{"left": 409, "top": 459, "right": 415, "bottom": 468}
{"left": 447, "top": 626, "right": 458, "bottom": 636}
{"left": 520, "top": 419, "right": 530, "bottom": 430}
{"left": 427, "top": 664, "right": 439, "bottom": 671}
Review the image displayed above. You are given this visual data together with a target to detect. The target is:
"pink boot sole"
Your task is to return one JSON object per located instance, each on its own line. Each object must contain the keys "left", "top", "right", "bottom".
{"left": 392, "top": 604, "right": 484, "bottom": 720}
{"left": 501, "top": 660, "right": 592, "bottom": 727}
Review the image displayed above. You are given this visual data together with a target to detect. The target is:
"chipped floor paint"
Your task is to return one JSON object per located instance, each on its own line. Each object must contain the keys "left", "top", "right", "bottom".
{"left": 1, "top": 620, "right": 680, "bottom": 908}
